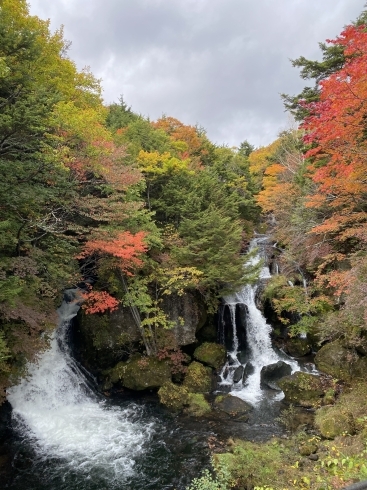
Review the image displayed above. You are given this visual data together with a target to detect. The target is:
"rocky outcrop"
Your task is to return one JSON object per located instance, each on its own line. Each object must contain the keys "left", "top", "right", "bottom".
{"left": 193, "top": 342, "right": 226, "bottom": 370}
{"left": 278, "top": 372, "right": 331, "bottom": 408}
{"left": 77, "top": 292, "right": 208, "bottom": 371}
{"left": 77, "top": 307, "right": 140, "bottom": 370}
{"left": 314, "top": 340, "right": 367, "bottom": 380}
{"left": 162, "top": 292, "right": 207, "bottom": 346}
{"left": 104, "top": 355, "right": 171, "bottom": 391}
{"left": 183, "top": 361, "right": 213, "bottom": 393}
{"left": 260, "top": 361, "right": 292, "bottom": 390}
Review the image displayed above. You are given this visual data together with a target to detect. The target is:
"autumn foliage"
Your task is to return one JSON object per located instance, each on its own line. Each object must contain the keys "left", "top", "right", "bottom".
{"left": 81, "top": 290, "right": 119, "bottom": 314}
{"left": 301, "top": 25, "right": 367, "bottom": 293}
{"left": 78, "top": 231, "right": 147, "bottom": 274}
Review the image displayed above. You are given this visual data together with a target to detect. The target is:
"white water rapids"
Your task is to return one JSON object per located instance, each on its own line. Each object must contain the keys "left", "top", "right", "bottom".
{"left": 7, "top": 292, "right": 154, "bottom": 483}
{"left": 219, "top": 236, "right": 299, "bottom": 405}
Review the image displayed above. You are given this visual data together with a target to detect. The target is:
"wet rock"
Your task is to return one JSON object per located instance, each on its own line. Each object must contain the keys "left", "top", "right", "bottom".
{"left": 308, "top": 454, "right": 319, "bottom": 461}
{"left": 183, "top": 361, "right": 212, "bottom": 393}
{"left": 243, "top": 362, "right": 255, "bottom": 380}
{"left": 107, "top": 356, "right": 171, "bottom": 391}
{"left": 237, "top": 351, "right": 249, "bottom": 365}
{"left": 314, "top": 340, "right": 367, "bottom": 380}
{"left": 286, "top": 338, "right": 312, "bottom": 357}
{"left": 315, "top": 406, "right": 355, "bottom": 439}
{"left": 214, "top": 394, "right": 252, "bottom": 419}
{"left": 277, "top": 372, "right": 327, "bottom": 407}
{"left": 260, "top": 361, "right": 292, "bottom": 390}
{"left": 193, "top": 342, "right": 227, "bottom": 370}
{"left": 158, "top": 382, "right": 189, "bottom": 411}
{"left": 232, "top": 365, "right": 245, "bottom": 383}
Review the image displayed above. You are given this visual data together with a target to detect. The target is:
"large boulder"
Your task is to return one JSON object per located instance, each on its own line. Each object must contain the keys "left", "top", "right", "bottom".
{"left": 278, "top": 372, "right": 327, "bottom": 408}
{"left": 183, "top": 361, "right": 212, "bottom": 393}
{"left": 260, "top": 361, "right": 292, "bottom": 390}
{"left": 107, "top": 356, "right": 171, "bottom": 391}
{"left": 315, "top": 406, "right": 355, "bottom": 439}
{"left": 314, "top": 340, "right": 367, "bottom": 380}
{"left": 158, "top": 382, "right": 189, "bottom": 411}
{"left": 214, "top": 394, "right": 252, "bottom": 420}
{"left": 193, "top": 342, "right": 227, "bottom": 370}
{"left": 77, "top": 307, "right": 140, "bottom": 370}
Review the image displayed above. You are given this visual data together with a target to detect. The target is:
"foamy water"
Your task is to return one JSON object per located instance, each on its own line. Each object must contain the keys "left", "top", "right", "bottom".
{"left": 7, "top": 295, "right": 154, "bottom": 482}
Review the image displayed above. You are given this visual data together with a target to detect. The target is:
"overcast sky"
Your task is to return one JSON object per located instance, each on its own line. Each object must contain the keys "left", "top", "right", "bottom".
{"left": 28, "top": 0, "right": 364, "bottom": 148}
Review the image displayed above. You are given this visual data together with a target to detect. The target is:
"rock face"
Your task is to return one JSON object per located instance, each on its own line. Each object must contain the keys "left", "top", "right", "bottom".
{"left": 278, "top": 372, "right": 327, "bottom": 408}
{"left": 183, "top": 361, "right": 212, "bottom": 393}
{"left": 260, "top": 361, "right": 292, "bottom": 390}
{"left": 77, "top": 307, "right": 141, "bottom": 370}
{"left": 214, "top": 394, "right": 252, "bottom": 419}
{"left": 314, "top": 340, "right": 367, "bottom": 380}
{"left": 77, "top": 292, "right": 208, "bottom": 372}
{"left": 162, "top": 292, "right": 207, "bottom": 346}
{"left": 193, "top": 342, "right": 227, "bottom": 370}
{"left": 105, "top": 356, "right": 171, "bottom": 391}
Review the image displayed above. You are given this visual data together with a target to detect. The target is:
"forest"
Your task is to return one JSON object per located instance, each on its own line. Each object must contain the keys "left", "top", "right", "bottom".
{"left": 1, "top": 1, "right": 367, "bottom": 489}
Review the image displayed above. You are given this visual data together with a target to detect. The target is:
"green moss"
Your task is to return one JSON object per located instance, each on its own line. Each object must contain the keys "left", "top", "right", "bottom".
{"left": 316, "top": 406, "right": 355, "bottom": 439}
{"left": 278, "top": 372, "right": 329, "bottom": 407}
{"left": 185, "top": 393, "right": 211, "bottom": 417}
{"left": 183, "top": 361, "right": 212, "bottom": 393}
{"left": 158, "top": 381, "right": 189, "bottom": 411}
{"left": 193, "top": 342, "right": 226, "bottom": 370}
{"left": 106, "top": 356, "right": 171, "bottom": 391}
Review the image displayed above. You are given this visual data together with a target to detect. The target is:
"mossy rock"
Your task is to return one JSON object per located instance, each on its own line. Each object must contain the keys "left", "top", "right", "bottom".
{"left": 193, "top": 342, "right": 226, "bottom": 370}
{"left": 214, "top": 394, "right": 252, "bottom": 419}
{"left": 185, "top": 393, "right": 212, "bottom": 417}
{"left": 183, "top": 361, "right": 212, "bottom": 393}
{"left": 109, "top": 356, "right": 171, "bottom": 391}
{"left": 278, "top": 372, "right": 326, "bottom": 408}
{"left": 77, "top": 307, "right": 140, "bottom": 370}
{"left": 286, "top": 338, "right": 312, "bottom": 357}
{"left": 315, "top": 340, "right": 367, "bottom": 380}
{"left": 158, "top": 382, "right": 189, "bottom": 411}
{"left": 299, "top": 442, "right": 318, "bottom": 456}
{"left": 315, "top": 406, "right": 355, "bottom": 439}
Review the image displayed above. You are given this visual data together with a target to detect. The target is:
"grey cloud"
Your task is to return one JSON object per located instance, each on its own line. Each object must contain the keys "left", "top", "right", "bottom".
{"left": 29, "top": 0, "right": 364, "bottom": 147}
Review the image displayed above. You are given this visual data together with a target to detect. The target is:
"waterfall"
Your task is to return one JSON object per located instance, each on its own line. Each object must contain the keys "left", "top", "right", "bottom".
{"left": 7, "top": 290, "right": 154, "bottom": 484}
{"left": 219, "top": 236, "right": 298, "bottom": 405}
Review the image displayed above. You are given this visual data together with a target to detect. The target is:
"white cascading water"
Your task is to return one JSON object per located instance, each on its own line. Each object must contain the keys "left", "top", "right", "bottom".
{"left": 219, "top": 236, "right": 299, "bottom": 405}
{"left": 7, "top": 291, "right": 154, "bottom": 483}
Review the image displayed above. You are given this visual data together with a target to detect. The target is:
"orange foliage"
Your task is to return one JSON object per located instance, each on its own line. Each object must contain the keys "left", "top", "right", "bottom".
{"left": 152, "top": 116, "right": 203, "bottom": 155}
{"left": 82, "top": 290, "right": 119, "bottom": 314}
{"left": 303, "top": 25, "right": 367, "bottom": 248}
{"left": 77, "top": 230, "right": 147, "bottom": 274}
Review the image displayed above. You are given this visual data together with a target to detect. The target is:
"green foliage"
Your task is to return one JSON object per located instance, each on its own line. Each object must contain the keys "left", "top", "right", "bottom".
{"left": 264, "top": 274, "right": 331, "bottom": 336}
{"left": 186, "top": 459, "right": 235, "bottom": 490}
